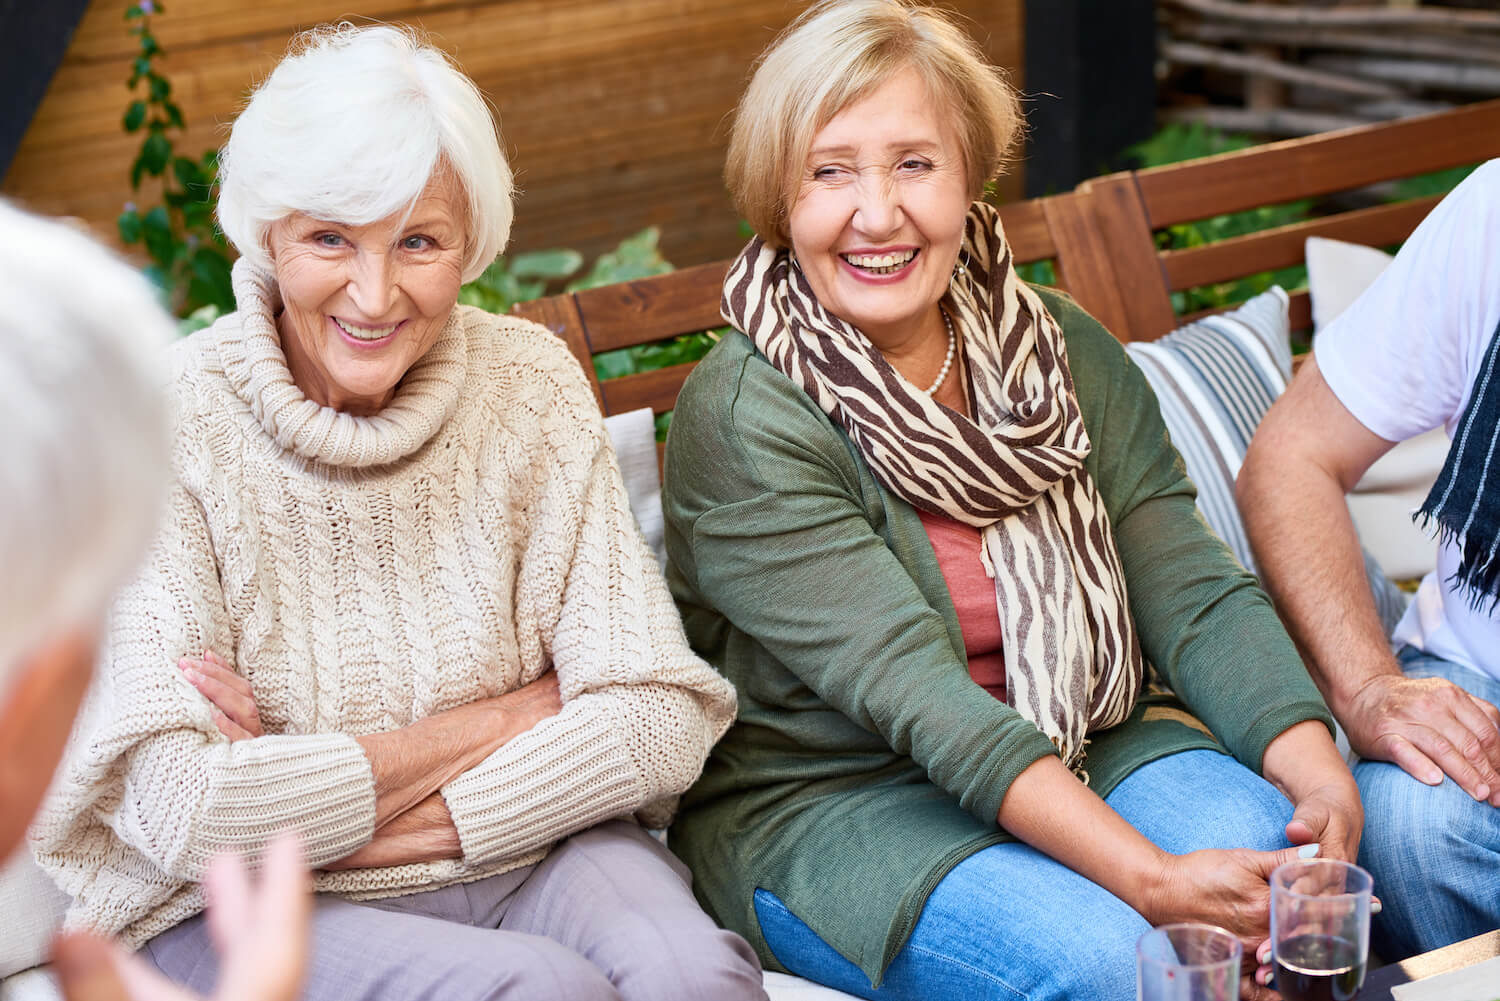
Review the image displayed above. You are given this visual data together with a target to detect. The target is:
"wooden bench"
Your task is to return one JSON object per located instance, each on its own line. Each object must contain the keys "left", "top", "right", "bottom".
{"left": 515, "top": 97, "right": 1500, "bottom": 425}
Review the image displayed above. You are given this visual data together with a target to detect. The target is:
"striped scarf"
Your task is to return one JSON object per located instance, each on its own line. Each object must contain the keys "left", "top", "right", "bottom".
{"left": 1416, "top": 320, "right": 1500, "bottom": 611}
{"left": 722, "top": 200, "right": 1144, "bottom": 773}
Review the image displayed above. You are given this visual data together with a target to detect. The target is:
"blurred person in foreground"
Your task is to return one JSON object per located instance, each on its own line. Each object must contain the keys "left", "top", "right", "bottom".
{"left": 0, "top": 198, "right": 308, "bottom": 1001}
{"left": 661, "top": 2, "right": 1361, "bottom": 998}
{"left": 1240, "top": 161, "right": 1500, "bottom": 958}
{"left": 30, "top": 23, "right": 762, "bottom": 1001}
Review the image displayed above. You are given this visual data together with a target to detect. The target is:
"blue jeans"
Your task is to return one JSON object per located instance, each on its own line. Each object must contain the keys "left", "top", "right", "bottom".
{"left": 1355, "top": 647, "right": 1500, "bottom": 959}
{"left": 753, "top": 749, "right": 1294, "bottom": 1001}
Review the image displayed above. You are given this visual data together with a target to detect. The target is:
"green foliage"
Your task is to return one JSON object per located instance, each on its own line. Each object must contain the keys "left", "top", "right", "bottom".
{"left": 118, "top": 2, "right": 234, "bottom": 318}
{"left": 1392, "top": 163, "right": 1478, "bottom": 201}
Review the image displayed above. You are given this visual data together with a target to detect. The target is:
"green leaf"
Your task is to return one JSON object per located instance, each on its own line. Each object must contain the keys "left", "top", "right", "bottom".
{"left": 189, "top": 248, "right": 235, "bottom": 312}
{"left": 123, "top": 101, "right": 147, "bottom": 132}
{"left": 173, "top": 155, "right": 204, "bottom": 189}
{"left": 142, "top": 205, "right": 176, "bottom": 267}
{"left": 164, "top": 102, "right": 184, "bottom": 129}
{"left": 149, "top": 75, "right": 171, "bottom": 101}
{"left": 508, "top": 248, "right": 583, "bottom": 281}
{"left": 117, "top": 208, "right": 144, "bottom": 244}
{"left": 177, "top": 303, "right": 222, "bottom": 337}
{"left": 130, "top": 154, "right": 146, "bottom": 189}
{"left": 132, "top": 56, "right": 150, "bottom": 79}
{"left": 126, "top": 6, "right": 145, "bottom": 19}
{"left": 140, "top": 131, "right": 171, "bottom": 175}
{"left": 140, "top": 34, "right": 159, "bottom": 57}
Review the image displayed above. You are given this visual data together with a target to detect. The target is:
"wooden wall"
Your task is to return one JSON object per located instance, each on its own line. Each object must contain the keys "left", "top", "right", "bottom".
{"left": 3, "top": 0, "right": 1025, "bottom": 270}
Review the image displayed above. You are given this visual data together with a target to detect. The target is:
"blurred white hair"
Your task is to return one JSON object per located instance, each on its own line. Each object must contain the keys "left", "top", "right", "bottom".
{"left": 0, "top": 201, "right": 172, "bottom": 687}
{"left": 218, "top": 22, "right": 513, "bottom": 284}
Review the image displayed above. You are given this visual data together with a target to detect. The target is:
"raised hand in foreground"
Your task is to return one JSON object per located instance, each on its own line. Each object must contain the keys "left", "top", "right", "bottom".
{"left": 51, "top": 832, "right": 309, "bottom": 1001}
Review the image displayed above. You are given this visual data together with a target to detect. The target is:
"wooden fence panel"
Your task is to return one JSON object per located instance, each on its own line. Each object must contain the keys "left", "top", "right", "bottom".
{"left": 3, "top": 0, "right": 1024, "bottom": 270}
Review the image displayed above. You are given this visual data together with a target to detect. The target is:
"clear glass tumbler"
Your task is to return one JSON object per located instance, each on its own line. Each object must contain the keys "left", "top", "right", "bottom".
{"left": 1270, "top": 858, "right": 1372, "bottom": 1001}
{"left": 1137, "top": 922, "right": 1242, "bottom": 1001}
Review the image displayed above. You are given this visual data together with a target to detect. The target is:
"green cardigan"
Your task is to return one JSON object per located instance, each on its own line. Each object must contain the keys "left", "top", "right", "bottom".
{"left": 662, "top": 287, "right": 1332, "bottom": 986}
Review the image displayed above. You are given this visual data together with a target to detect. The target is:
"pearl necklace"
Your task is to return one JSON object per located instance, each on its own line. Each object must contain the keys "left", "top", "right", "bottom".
{"left": 923, "top": 308, "right": 956, "bottom": 395}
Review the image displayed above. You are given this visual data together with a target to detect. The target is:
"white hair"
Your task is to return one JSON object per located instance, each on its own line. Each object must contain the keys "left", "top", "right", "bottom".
{"left": 217, "top": 23, "right": 513, "bottom": 284}
{"left": 0, "top": 201, "right": 172, "bottom": 687}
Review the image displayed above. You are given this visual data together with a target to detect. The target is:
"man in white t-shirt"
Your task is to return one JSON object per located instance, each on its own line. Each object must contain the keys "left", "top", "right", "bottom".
{"left": 1239, "top": 160, "right": 1500, "bottom": 958}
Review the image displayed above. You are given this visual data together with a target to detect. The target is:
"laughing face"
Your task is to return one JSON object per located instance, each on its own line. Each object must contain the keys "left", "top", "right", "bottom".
{"left": 268, "top": 172, "right": 468, "bottom": 415}
{"left": 788, "top": 66, "right": 970, "bottom": 352}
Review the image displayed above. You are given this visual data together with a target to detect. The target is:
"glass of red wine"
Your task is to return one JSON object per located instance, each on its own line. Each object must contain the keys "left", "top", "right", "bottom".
{"left": 1271, "top": 858, "right": 1373, "bottom": 1001}
{"left": 1137, "top": 923, "right": 1242, "bottom": 1001}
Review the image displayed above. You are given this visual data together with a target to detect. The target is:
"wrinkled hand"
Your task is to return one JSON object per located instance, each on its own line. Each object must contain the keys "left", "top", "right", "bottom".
{"left": 1344, "top": 673, "right": 1500, "bottom": 805}
{"left": 1144, "top": 843, "right": 1307, "bottom": 1001}
{"left": 52, "top": 832, "right": 310, "bottom": 1001}
{"left": 1284, "top": 780, "right": 1363, "bottom": 865}
{"left": 180, "top": 650, "right": 263, "bottom": 741}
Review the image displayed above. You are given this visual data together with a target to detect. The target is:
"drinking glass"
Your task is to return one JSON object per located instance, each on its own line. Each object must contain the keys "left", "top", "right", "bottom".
{"left": 1270, "top": 858, "right": 1373, "bottom": 1001}
{"left": 1137, "top": 923, "right": 1242, "bottom": 1001}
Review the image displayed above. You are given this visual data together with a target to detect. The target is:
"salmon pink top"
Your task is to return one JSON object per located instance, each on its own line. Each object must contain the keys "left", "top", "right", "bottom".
{"left": 916, "top": 509, "right": 1006, "bottom": 701}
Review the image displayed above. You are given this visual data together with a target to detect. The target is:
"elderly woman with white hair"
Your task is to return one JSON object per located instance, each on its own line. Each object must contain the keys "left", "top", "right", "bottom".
{"left": 31, "top": 24, "right": 763, "bottom": 1001}
{"left": 662, "top": 2, "right": 1362, "bottom": 1000}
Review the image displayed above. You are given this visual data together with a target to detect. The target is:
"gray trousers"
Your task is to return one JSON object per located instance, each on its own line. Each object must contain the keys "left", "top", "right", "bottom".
{"left": 143, "top": 820, "right": 768, "bottom": 1001}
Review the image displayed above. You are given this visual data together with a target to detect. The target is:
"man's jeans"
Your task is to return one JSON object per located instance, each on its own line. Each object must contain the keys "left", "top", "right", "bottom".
{"left": 1355, "top": 646, "right": 1500, "bottom": 959}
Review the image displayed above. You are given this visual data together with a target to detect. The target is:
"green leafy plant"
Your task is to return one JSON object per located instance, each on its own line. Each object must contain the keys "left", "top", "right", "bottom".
{"left": 117, "top": 1, "right": 234, "bottom": 319}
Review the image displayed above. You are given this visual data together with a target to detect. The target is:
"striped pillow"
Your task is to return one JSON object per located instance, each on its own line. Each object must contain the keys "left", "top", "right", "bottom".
{"left": 1126, "top": 287, "right": 1408, "bottom": 634}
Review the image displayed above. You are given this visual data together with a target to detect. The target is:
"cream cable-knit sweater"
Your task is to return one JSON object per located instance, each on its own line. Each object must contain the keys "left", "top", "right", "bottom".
{"left": 32, "top": 260, "right": 737, "bottom": 948}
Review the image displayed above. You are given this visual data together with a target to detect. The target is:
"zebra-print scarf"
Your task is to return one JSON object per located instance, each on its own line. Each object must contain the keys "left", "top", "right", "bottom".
{"left": 721, "top": 200, "right": 1144, "bottom": 773}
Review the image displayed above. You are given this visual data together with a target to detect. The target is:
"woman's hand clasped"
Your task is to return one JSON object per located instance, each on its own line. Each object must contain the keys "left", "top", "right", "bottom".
{"left": 180, "top": 650, "right": 263, "bottom": 740}
{"left": 1143, "top": 843, "right": 1308, "bottom": 1001}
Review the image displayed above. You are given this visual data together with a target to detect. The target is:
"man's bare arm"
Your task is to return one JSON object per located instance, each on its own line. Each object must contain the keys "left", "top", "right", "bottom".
{"left": 1237, "top": 354, "right": 1500, "bottom": 804}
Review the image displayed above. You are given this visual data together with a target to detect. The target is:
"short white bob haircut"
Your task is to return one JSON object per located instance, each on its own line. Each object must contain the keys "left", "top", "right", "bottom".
{"left": 728, "top": 0, "right": 1022, "bottom": 249}
{"left": 218, "top": 23, "right": 512, "bottom": 284}
{"left": 0, "top": 201, "right": 172, "bottom": 688}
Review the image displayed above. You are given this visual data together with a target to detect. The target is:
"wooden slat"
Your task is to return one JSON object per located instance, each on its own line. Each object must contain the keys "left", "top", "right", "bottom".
{"left": 574, "top": 260, "right": 730, "bottom": 353}
{"left": 598, "top": 362, "right": 698, "bottom": 417}
{"left": 1067, "top": 175, "right": 1179, "bottom": 341}
{"left": 509, "top": 291, "right": 605, "bottom": 408}
{"left": 997, "top": 197, "right": 1057, "bottom": 263}
{"left": 1044, "top": 190, "right": 1133, "bottom": 340}
{"left": 1132, "top": 98, "right": 1500, "bottom": 227}
{"left": 1160, "top": 195, "right": 1441, "bottom": 291}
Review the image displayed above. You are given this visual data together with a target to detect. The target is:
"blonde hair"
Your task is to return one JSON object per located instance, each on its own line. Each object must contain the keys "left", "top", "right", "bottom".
{"left": 727, "top": 0, "right": 1022, "bottom": 248}
{"left": 218, "top": 23, "right": 513, "bottom": 284}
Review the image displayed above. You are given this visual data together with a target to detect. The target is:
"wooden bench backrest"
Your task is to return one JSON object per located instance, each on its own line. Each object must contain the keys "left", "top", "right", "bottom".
{"left": 1061, "top": 97, "right": 1500, "bottom": 342}
{"left": 512, "top": 198, "right": 1070, "bottom": 418}
{"left": 514, "top": 97, "right": 1500, "bottom": 418}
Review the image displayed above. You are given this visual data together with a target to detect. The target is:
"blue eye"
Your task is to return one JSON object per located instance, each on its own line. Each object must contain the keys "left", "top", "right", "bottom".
{"left": 401, "top": 235, "right": 434, "bottom": 251}
{"left": 315, "top": 232, "right": 345, "bottom": 248}
{"left": 900, "top": 158, "right": 931, "bottom": 172}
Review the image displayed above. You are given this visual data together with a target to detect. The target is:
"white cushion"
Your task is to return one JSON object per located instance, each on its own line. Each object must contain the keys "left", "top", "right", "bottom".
{"left": 1306, "top": 236, "right": 1444, "bottom": 581}
{"left": 763, "top": 971, "right": 865, "bottom": 1000}
{"left": 602, "top": 407, "right": 666, "bottom": 567}
{"left": 0, "top": 850, "right": 67, "bottom": 979}
{"left": 0, "top": 967, "right": 60, "bottom": 1001}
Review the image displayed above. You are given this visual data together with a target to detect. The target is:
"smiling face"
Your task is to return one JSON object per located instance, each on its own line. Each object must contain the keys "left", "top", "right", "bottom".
{"left": 268, "top": 172, "right": 468, "bottom": 415}
{"left": 788, "top": 67, "right": 970, "bottom": 352}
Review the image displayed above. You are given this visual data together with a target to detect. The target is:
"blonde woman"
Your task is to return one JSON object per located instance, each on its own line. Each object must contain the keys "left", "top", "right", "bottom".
{"left": 662, "top": 3, "right": 1361, "bottom": 999}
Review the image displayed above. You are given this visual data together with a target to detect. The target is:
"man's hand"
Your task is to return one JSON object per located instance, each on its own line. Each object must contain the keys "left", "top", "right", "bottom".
{"left": 1342, "top": 672, "right": 1500, "bottom": 805}
{"left": 52, "top": 832, "right": 310, "bottom": 1001}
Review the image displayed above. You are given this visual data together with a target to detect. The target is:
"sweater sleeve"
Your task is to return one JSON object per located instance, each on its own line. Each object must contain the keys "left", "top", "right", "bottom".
{"left": 34, "top": 478, "right": 377, "bottom": 881}
{"left": 663, "top": 343, "right": 1058, "bottom": 826}
{"left": 1052, "top": 294, "right": 1335, "bottom": 770}
{"left": 439, "top": 358, "right": 737, "bottom": 865}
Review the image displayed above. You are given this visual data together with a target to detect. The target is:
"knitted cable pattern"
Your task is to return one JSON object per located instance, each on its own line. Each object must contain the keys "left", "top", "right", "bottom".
{"left": 31, "top": 262, "right": 736, "bottom": 948}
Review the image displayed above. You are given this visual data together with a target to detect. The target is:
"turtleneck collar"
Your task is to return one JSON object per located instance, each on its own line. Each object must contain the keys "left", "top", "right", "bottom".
{"left": 218, "top": 257, "right": 467, "bottom": 468}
